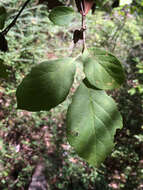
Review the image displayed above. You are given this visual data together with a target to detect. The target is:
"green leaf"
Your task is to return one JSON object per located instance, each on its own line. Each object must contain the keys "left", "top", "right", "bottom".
{"left": 0, "top": 59, "right": 9, "bottom": 78}
{"left": 16, "top": 58, "right": 76, "bottom": 111}
{"left": 49, "top": 6, "right": 74, "bottom": 26}
{"left": 0, "top": 6, "right": 7, "bottom": 30}
{"left": 83, "top": 48, "right": 125, "bottom": 90}
{"left": 67, "top": 80, "right": 123, "bottom": 167}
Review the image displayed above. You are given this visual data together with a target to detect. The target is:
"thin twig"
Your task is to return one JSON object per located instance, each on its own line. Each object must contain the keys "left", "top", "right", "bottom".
{"left": 2, "top": 0, "right": 31, "bottom": 36}
{"left": 80, "top": 1, "right": 86, "bottom": 53}
{"left": 81, "top": 14, "right": 86, "bottom": 53}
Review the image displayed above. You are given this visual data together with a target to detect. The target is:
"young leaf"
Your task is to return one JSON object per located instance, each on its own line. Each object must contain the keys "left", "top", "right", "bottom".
{"left": 0, "top": 6, "right": 7, "bottom": 30}
{"left": 49, "top": 6, "right": 75, "bottom": 26}
{"left": 75, "top": 0, "right": 95, "bottom": 15}
{"left": 16, "top": 58, "right": 76, "bottom": 111}
{"left": 67, "top": 79, "right": 123, "bottom": 167}
{"left": 83, "top": 48, "right": 125, "bottom": 90}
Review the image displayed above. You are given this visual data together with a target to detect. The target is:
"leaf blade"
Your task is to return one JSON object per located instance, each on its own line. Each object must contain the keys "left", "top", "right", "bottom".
{"left": 16, "top": 58, "right": 76, "bottom": 111}
{"left": 83, "top": 48, "right": 125, "bottom": 90}
{"left": 67, "top": 80, "right": 123, "bottom": 167}
{"left": 49, "top": 6, "right": 75, "bottom": 26}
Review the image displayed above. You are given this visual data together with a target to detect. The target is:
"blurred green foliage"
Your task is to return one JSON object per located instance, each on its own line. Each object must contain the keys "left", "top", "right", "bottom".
{"left": 0, "top": 0, "right": 143, "bottom": 189}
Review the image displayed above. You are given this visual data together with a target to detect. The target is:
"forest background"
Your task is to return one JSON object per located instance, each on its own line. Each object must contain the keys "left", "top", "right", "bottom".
{"left": 0, "top": 0, "right": 143, "bottom": 189}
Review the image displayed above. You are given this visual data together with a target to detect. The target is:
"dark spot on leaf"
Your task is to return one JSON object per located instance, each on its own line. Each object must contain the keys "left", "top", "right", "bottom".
{"left": 71, "top": 130, "right": 79, "bottom": 137}
{"left": 75, "top": 132, "right": 79, "bottom": 137}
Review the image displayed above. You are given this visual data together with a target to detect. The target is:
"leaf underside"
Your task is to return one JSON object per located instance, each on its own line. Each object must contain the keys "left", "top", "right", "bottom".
{"left": 67, "top": 80, "right": 123, "bottom": 167}
{"left": 16, "top": 58, "right": 76, "bottom": 112}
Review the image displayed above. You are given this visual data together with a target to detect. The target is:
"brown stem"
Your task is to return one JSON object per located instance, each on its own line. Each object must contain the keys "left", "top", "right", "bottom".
{"left": 2, "top": 0, "right": 31, "bottom": 36}
{"left": 82, "top": 14, "right": 86, "bottom": 53}
{"left": 80, "top": 1, "right": 86, "bottom": 53}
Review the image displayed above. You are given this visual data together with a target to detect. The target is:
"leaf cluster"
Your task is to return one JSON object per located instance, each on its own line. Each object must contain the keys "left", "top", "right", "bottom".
{"left": 0, "top": 0, "right": 126, "bottom": 167}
